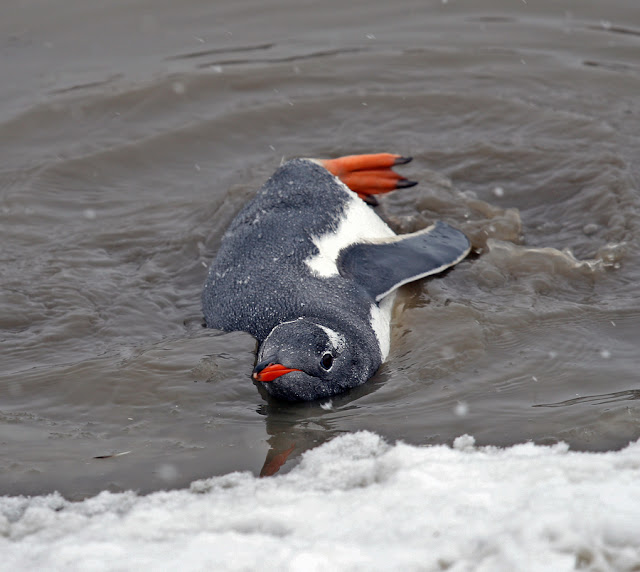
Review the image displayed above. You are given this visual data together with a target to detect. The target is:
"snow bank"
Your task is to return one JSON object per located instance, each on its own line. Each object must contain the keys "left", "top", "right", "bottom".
{"left": 2, "top": 432, "right": 640, "bottom": 572}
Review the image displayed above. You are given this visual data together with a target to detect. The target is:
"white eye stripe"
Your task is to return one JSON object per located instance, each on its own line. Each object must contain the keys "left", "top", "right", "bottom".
{"left": 317, "top": 324, "right": 345, "bottom": 351}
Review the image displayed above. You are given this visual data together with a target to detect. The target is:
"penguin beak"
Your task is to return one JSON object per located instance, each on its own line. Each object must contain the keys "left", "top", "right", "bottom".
{"left": 252, "top": 359, "right": 301, "bottom": 382}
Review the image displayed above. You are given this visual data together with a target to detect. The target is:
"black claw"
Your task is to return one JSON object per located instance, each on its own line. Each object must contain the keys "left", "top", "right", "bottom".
{"left": 393, "top": 156, "right": 413, "bottom": 165}
{"left": 361, "top": 194, "right": 379, "bottom": 206}
{"left": 396, "top": 179, "right": 418, "bottom": 189}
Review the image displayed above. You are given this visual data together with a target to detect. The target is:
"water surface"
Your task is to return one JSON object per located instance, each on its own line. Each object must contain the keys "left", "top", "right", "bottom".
{"left": 2, "top": 0, "right": 639, "bottom": 499}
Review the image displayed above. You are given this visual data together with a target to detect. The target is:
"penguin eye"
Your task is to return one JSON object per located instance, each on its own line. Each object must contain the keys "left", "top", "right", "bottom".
{"left": 320, "top": 352, "right": 334, "bottom": 371}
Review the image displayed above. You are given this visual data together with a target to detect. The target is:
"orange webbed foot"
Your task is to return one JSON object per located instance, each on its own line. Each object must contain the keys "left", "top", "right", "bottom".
{"left": 319, "top": 153, "right": 417, "bottom": 205}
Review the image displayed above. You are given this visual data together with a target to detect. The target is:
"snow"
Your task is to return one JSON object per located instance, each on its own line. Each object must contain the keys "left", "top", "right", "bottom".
{"left": 2, "top": 432, "right": 640, "bottom": 572}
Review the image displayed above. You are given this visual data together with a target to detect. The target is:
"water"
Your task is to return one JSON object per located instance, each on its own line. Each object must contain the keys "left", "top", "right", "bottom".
{"left": 1, "top": 0, "right": 639, "bottom": 500}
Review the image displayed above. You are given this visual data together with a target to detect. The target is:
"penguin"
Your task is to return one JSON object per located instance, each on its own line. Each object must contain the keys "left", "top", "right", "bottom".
{"left": 202, "top": 153, "right": 470, "bottom": 402}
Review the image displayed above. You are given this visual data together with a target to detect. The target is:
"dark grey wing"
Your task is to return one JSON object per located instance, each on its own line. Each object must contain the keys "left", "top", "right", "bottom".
{"left": 337, "top": 221, "right": 471, "bottom": 302}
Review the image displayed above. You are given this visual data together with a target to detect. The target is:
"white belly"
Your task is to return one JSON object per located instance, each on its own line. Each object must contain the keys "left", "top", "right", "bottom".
{"left": 369, "top": 291, "right": 395, "bottom": 361}
{"left": 305, "top": 190, "right": 396, "bottom": 278}
{"left": 304, "top": 185, "right": 396, "bottom": 362}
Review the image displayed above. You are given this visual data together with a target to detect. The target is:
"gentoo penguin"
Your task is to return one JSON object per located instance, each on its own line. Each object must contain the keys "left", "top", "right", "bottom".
{"left": 202, "top": 153, "right": 470, "bottom": 401}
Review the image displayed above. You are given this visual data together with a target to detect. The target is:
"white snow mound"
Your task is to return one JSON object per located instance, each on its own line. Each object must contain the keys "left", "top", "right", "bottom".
{"left": 2, "top": 432, "right": 640, "bottom": 572}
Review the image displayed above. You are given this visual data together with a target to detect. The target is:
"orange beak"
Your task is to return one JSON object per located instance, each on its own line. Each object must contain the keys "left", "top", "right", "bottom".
{"left": 252, "top": 362, "right": 301, "bottom": 382}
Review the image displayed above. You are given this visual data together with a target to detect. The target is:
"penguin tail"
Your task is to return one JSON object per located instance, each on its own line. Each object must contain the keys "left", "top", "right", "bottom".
{"left": 319, "top": 153, "right": 417, "bottom": 206}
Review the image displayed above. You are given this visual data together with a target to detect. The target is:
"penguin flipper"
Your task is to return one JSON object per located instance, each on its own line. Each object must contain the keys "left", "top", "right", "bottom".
{"left": 337, "top": 221, "right": 471, "bottom": 302}
{"left": 319, "top": 153, "right": 417, "bottom": 205}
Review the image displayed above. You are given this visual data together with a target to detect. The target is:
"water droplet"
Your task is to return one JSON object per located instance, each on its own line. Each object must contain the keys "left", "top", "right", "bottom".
{"left": 157, "top": 463, "right": 179, "bottom": 482}
{"left": 454, "top": 401, "right": 468, "bottom": 416}
{"left": 83, "top": 208, "right": 97, "bottom": 220}
{"left": 492, "top": 186, "right": 504, "bottom": 198}
{"left": 440, "top": 345, "right": 455, "bottom": 360}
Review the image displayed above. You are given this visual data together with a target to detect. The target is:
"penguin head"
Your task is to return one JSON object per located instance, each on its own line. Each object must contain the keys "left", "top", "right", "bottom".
{"left": 253, "top": 317, "right": 377, "bottom": 402}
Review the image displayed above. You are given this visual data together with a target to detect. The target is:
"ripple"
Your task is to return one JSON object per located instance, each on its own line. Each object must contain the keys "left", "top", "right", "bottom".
{"left": 534, "top": 390, "right": 640, "bottom": 408}
{"left": 2, "top": 21, "right": 640, "bottom": 496}
{"left": 165, "top": 42, "right": 276, "bottom": 61}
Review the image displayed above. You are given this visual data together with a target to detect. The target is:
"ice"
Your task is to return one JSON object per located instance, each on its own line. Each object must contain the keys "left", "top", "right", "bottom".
{"left": 2, "top": 432, "right": 640, "bottom": 571}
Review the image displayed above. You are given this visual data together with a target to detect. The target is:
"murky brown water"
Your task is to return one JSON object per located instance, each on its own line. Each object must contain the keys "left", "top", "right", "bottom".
{"left": 2, "top": 0, "right": 639, "bottom": 500}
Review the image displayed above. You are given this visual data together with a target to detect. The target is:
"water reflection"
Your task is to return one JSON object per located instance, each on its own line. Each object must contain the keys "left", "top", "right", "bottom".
{"left": 256, "top": 371, "right": 389, "bottom": 476}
